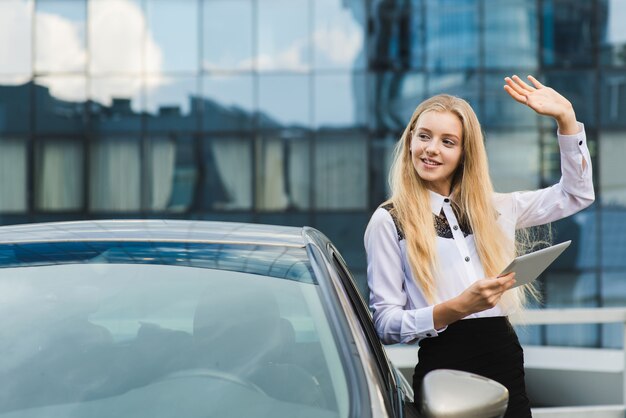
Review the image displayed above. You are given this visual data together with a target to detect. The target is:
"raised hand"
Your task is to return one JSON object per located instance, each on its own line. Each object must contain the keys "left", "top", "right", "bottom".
{"left": 504, "top": 75, "right": 579, "bottom": 135}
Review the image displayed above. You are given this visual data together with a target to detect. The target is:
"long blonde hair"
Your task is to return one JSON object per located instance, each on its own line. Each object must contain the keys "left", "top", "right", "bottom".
{"left": 384, "top": 94, "right": 538, "bottom": 310}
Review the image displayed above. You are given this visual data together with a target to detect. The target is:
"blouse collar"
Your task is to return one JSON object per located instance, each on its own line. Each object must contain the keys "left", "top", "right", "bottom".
{"left": 428, "top": 190, "right": 451, "bottom": 215}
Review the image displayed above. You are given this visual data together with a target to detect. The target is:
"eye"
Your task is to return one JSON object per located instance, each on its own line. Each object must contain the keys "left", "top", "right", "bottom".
{"left": 418, "top": 133, "right": 430, "bottom": 141}
{"left": 443, "top": 138, "right": 457, "bottom": 147}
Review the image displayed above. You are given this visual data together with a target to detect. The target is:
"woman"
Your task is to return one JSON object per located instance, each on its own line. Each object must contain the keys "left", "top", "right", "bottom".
{"left": 364, "top": 75, "right": 594, "bottom": 417}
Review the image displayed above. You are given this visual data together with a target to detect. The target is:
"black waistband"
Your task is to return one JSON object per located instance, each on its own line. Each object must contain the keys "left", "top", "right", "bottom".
{"left": 420, "top": 316, "right": 514, "bottom": 347}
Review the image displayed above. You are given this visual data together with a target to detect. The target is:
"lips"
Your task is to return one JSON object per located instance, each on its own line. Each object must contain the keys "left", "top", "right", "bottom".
{"left": 421, "top": 158, "right": 442, "bottom": 167}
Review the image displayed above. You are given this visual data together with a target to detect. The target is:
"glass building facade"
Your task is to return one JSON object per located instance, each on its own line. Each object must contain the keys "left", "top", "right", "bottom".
{"left": 0, "top": 0, "right": 625, "bottom": 347}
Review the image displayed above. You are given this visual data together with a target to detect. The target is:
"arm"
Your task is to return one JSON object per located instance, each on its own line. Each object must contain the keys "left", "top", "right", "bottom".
{"left": 364, "top": 209, "right": 441, "bottom": 344}
{"left": 504, "top": 75, "right": 595, "bottom": 228}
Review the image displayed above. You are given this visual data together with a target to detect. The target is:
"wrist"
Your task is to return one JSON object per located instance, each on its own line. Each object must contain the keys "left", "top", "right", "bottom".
{"left": 433, "top": 297, "right": 468, "bottom": 329}
{"left": 555, "top": 106, "right": 578, "bottom": 135}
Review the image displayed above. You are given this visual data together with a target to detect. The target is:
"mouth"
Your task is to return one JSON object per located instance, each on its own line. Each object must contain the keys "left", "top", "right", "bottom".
{"left": 421, "top": 158, "right": 442, "bottom": 167}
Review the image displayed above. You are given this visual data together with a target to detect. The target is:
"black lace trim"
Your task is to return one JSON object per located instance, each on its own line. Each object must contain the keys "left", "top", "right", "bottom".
{"left": 382, "top": 203, "right": 472, "bottom": 241}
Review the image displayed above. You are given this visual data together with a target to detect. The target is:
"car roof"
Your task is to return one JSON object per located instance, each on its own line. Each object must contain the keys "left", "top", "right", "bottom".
{"left": 0, "top": 220, "right": 307, "bottom": 248}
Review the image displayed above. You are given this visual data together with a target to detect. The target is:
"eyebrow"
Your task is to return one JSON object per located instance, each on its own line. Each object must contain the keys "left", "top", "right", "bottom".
{"left": 416, "top": 127, "right": 461, "bottom": 141}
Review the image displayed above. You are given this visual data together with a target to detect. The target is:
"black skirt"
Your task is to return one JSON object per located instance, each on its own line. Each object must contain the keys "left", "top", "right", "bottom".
{"left": 412, "top": 316, "right": 531, "bottom": 418}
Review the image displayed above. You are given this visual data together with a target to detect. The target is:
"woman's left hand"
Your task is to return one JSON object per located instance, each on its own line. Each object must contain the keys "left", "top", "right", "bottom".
{"left": 504, "top": 75, "right": 579, "bottom": 135}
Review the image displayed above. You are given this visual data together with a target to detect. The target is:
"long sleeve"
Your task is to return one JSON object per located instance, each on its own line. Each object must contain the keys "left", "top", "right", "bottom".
{"left": 364, "top": 208, "right": 441, "bottom": 344}
{"left": 514, "top": 122, "right": 595, "bottom": 229}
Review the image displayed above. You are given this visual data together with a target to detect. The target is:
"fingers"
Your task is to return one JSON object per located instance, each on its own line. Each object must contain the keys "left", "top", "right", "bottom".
{"left": 527, "top": 74, "right": 544, "bottom": 89}
{"left": 503, "top": 85, "right": 527, "bottom": 104}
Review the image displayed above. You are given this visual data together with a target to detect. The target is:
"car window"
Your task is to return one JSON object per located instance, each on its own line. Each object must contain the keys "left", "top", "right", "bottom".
{"left": 0, "top": 244, "right": 350, "bottom": 418}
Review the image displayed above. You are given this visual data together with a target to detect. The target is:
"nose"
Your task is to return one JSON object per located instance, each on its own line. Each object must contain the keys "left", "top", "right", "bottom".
{"left": 425, "top": 139, "right": 439, "bottom": 154}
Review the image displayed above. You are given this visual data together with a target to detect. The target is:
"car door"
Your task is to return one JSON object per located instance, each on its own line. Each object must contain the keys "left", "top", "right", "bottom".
{"left": 327, "top": 244, "right": 419, "bottom": 418}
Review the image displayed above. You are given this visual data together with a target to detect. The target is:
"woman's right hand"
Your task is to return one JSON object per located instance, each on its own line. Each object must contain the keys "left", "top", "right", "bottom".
{"left": 457, "top": 272, "right": 517, "bottom": 315}
{"left": 433, "top": 273, "right": 516, "bottom": 330}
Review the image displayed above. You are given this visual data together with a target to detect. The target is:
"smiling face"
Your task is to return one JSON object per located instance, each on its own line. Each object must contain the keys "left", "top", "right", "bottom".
{"left": 410, "top": 110, "right": 464, "bottom": 196}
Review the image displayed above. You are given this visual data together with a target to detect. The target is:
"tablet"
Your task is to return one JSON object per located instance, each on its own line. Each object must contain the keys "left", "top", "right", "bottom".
{"left": 500, "top": 240, "right": 571, "bottom": 288}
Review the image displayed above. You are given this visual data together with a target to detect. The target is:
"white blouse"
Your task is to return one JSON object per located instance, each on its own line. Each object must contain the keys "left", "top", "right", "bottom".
{"left": 364, "top": 123, "right": 595, "bottom": 345}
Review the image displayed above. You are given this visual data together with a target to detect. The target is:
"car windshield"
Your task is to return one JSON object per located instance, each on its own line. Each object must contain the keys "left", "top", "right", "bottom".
{"left": 0, "top": 242, "right": 350, "bottom": 418}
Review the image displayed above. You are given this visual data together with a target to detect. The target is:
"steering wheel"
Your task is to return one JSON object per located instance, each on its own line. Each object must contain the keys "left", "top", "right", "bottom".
{"left": 160, "top": 368, "right": 267, "bottom": 395}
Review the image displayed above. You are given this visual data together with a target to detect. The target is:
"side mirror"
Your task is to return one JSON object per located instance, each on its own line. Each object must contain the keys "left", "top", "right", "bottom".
{"left": 420, "top": 369, "right": 509, "bottom": 418}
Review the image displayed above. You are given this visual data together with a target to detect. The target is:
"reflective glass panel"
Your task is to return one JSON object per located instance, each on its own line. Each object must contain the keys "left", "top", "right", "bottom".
{"left": 145, "top": 76, "right": 198, "bottom": 132}
{"left": 146, "top": 135, "right": 197, "bottom": 212}
{"left": 544, "top": 272, "right": 600, "bottom": 347}
{"left": 314, "top": 0, "right": 366, "bottom": 70}
{"left": 425, "top": 0, "right": 478, "bottom": 70}
{"left": 368, "top": 71, "right": 426, "bottom": 131}
{"left": 89, "top": 137, "right": 141, "bottom": 211}
{"left": 484, "top": 0, "right": 537, "bottom": 69}
{"left": 35, "top": 76, "right": 86, "bottom": 133}
{"left": 202, "top": 74, "right": 254, "bottom": 131}
{"left": 202, "top": 136, "right": 253, "bottom": 210}
{"left": 0, "top": 82, "right": 31, "bottom": 133}
{"left": 551, "top": 208, "right": 597, "bottom": 271}
{"left": 600, "top": 72, "right": 626, "bottom": 128}
{"left": 256, "top": 133, "right": 310, "bottom": 211}
{"left": 88, "top": 0, "right": 144, "bottom": 74}
{"left": 202, "top": 0, "right": 253, "bottom": 71}
{"left": 427, "top": 72, "right": 481, "bottom": 118}
{"left": 35, "top": 0, "right": 86, "bottom": 73}
{"left": 146, "top": 0, "right": 198, "bottom": 73}
{"left": 35, "top": 140, "right": 84, "bottom": 211}
{"left": 259, "top": 75, "right": 310, "bottom": 129}
{"left": 315, "top": 73, "right": 366, "bottom": 129}
{"left": 600, "top": 0, "right": 626, "bottom": 67}
{"left": 482, "top": 73, "right": 539, "bottom": 129}
{"left": 601, "top": 207, "right": 626, "bottom": 269}
{"left": 0, "top": 0, "right": 32, "bottom": 76}
{"left": 315, "top": 212, "right": 370, "bottom": 277}
{"left": 258, "top": 0, "right": 310, "bottom": 72}
{"left": 370, "top": 135, "right": 397, "bottom": 207}
{"left": 486, "top": 131, "right": 540, "bottom": 192}
{"left": 602, "top": 271, "right": 626, "bottom": 348}
{"left": 599, "top": 131, "right": 626, "bottom": 206}
{"left": 542, "top": 0, "right": 595, "bottom": 68}
{"left": 90, "top": 77, "right": 142, "bottom": 132}
{"left": 0, "top": 137, "right": 27, "bottom": 212}
{"left": 369, "top": 0, "right": 419, "bottom": 70}
{"left": 314, "top": 131, "right": 367, "bottom": 210}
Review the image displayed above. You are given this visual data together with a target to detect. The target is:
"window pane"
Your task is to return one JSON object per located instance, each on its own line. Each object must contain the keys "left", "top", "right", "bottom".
{"left": 483, "top": 73, "right": 539, "bottom": 129}
{"left": 0, "top": 0, "right": 32, "bottom": 76}
{"left": 0, "top": 82, "right": 31, "bottom": 133}
{"left": 258, "top": 0, "right": 310, "bottom": 71}
{"left": 602, "top": 270, "right": 626, "bottom": 348}
{"left": 259, "top": 75, "right": 310, "bottom": 129}
{"left": 314, "top": 0, "right": 365, "bottom": 70}
{"left": 425, "top": 0, "right": 478, "bottom": 70}
{"left": 542, "top": 0, "right": 595, "bottom": 68}
{"left": 370, "top": 135, "right": 396, "bottom": 207}
{"left": 89, "top": 137, "right": 141, "bottom": 211}
{"left": 601, "top": 207, "right": 626, "bottom": 269}
{"left": 146, "top": 0, "right": 198, "bottom": 73}
{"left": 600, "top": 131, "right": 626, "bottom": 206}
{"left": 314, "top": 132, "right": 367, "bottom": 210}
{"left": 600, "top": 72, "right": 626, "bottom": 128}
{"left": 88, "top": 0, "right": 145, "bottom": 74}
{"left": 35, "top": 76, "right": 86, "bottom": 133}
{"left": 484, "top": 0, "right": 537, "bottom": 69}
{"left": 369, "top": 0, "right": 418, "bottom": 70}
{"left": 427, "top": 72, "right": 481, "bottom": 118}
{"left": 544, "top": 272, "right": 599, "bottom": 347}
{"left": 256, "top": 134, "right": 310, "bottom": 211}
{"left": 202, "top": 0, "right": 253, "bottom": 71}
{"left": 35, "top": 0, "right": 86, "bottom": 73}
{"left": 203, "top": 136, "right": 252, "bottom": 210}
{"left": 146, "top": 135, "right": 197, "bottom": 212}
{"left": 35, "top": 140, "right": 84, "bottom": 211}
{"left": 90, "top": 77, "right": 142, "bottom": 132}
{"left": 202, "top": 74, "right": 254, "bottom": 131}
{"left": 600, "top": 0, "right": 626, "bottom": 67}
{"left": 0, "top": 137, "right": 27, "bottom": 212}
{"left": 486, "top": 131, "right": 540, "bottom": 192}
{"left": 368, "top": 71, "right": 426, "bottom": 131}
{"left": 315, "top": 73, "right": 366, "bottom": 129}
{"left": 145, "top": 76, "right": 198, "bottom": 132}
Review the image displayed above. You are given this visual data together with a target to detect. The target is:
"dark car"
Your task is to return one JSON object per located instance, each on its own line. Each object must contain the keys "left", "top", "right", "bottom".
{"left": 0, "top": 220, "right": 507, "bottom": 418}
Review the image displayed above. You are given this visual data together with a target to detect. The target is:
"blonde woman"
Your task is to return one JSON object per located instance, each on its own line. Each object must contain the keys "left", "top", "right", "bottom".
{"left": 364, "top": 75, "right": 594, "bottom": 417}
